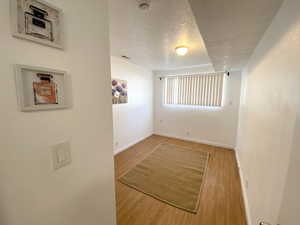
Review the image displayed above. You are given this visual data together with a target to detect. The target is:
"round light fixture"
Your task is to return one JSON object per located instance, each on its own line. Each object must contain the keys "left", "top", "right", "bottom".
{"left": 175, "top": 46, "right": 189, "bottom": 56}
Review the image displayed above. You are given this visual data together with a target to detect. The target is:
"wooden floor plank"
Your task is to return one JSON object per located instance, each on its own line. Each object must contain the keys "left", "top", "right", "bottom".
{"left": 114, "top": 135, "right": 248, "bottom": 225}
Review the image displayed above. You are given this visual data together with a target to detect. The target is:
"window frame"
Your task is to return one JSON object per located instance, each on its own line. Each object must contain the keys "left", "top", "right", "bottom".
{"left": 162, "top": 73, "right": 225, "bottom": 108}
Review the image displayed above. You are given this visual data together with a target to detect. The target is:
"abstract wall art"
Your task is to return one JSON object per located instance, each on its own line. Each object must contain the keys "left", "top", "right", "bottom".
{"left": 112, "top": 79, "right": 128, "bottom": 104}
{"left": 10, "top": 0, "right": 63, "bottom": 49}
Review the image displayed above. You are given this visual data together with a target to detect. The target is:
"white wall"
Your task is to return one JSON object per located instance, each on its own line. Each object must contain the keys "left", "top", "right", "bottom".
{"left": 154, "top": 66, "right": 242, "bottom": 149}
{"left": 236, "top": 0, "right": 300, "bottom": 224}
{"left": 111, "top": 56, "right": 154, "bottom": 154}
{"left": 278, "top": 102, "right": 300, "bottom": 225}
{"left": 0, "top": 1, "right": 116, "bottom": 225}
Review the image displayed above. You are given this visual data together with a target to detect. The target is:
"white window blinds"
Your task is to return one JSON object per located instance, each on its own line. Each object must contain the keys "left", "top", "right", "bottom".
{"left": 163, "top": 73, "right": 224, "bottom": 107}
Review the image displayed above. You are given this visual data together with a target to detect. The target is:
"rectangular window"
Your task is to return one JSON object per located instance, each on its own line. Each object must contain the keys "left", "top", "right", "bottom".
{"left": 163, "top": 73, "right": 224, "bottom": 107}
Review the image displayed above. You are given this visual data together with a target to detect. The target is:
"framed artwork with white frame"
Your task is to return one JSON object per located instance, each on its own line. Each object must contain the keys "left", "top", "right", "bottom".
{"left": 14, "top": 64, "right": 72, "bottom": 112}
{"left": 112, "top": 79, "right": 128, "bottom": 104}
{"left": 10, "top": 0, "right": 64, "bottom": 49}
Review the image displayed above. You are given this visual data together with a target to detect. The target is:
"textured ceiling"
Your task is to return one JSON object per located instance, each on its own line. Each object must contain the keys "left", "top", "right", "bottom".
{"left": 188, "top": 0, "right": 284, "bottom": 71}
{"left": 109, "top": 0, "right": 212, "bottom": 71}
{"left": 109, "top": 0, "right": 284, "bottom": 72}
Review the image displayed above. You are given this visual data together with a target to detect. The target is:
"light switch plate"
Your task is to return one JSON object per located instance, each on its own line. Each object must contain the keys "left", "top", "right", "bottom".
{"left": 52, "top": 141, "right": 72, "bottom": 170}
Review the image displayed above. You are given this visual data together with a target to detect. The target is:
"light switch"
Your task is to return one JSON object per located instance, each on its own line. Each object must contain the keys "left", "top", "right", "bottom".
{"left": 52, "top": 141, "right": 72, "bottom": 170}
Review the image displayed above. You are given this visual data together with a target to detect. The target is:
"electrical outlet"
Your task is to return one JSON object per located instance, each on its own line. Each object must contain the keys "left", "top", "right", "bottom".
{"left": 245, "top": 180, "right": 249, "bottom": 189}
{"left": 186, "top": 131, "right": 190, "bottom": 136}
{"left": 115, "top": 141, "right": 119, "bottom": 147}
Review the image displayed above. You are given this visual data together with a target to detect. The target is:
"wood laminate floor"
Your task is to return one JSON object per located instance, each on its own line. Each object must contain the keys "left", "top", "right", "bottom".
{"left": 114, "top": 135, "right": 248, "bottom": 225}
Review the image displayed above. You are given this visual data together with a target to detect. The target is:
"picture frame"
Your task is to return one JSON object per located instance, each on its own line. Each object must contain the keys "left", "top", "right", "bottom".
{"left": 10, "top": 0, "right": 64, "bottom": 49}
{"left": 14, "top": 64, "right": 72, "bottom": 112}
{"left": 112, "top": 79, "right": 128, "bottom": 104}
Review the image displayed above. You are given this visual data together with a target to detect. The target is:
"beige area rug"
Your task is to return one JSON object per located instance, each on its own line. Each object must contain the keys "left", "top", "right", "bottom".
{"left": 118, "top": 143, "right": 210, "bottom": 213}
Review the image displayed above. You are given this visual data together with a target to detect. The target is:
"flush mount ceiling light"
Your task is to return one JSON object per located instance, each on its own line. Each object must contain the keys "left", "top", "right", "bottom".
{"left": 175, "top": 46, "right": 189, "bottom": 56}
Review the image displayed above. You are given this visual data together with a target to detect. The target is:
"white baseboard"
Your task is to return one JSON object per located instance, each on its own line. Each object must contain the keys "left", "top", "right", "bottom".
{"left": 114, "top": 133, "right": 153, "bottom": 155}
{"left": 154, "top": 132, "right": 235, "bottom": 149}
{"left": 235, "top": 150, "right": 252, "bottom": 225}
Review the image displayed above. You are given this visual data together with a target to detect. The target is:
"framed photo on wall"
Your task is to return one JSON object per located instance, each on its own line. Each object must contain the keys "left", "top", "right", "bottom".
{"left": 112, "top": 79, "right": 128, "bottom": 104}
{"left": 10, "top": 0, "right": 64, "bottom": 49}
{"left": 14, "top": 64, "right": 72, "bottom": 111}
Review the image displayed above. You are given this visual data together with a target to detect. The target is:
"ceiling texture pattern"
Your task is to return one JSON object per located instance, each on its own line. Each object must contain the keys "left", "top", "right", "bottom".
{"left": 109, "top": 0, "right": 284, "bottom": 72}
{"left": 109, "top": 0, "right": 211, "bottom": 71}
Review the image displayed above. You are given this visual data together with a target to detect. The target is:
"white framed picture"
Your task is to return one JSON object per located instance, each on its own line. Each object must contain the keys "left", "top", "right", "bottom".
{"left": 10, "top": 0, "right": 64, "bottom": 49}
{"left": 14, "top": 64, "right": 72, "bottom": 112}
{"left": 112, "top": 79, "right": 128, "bottom": 104}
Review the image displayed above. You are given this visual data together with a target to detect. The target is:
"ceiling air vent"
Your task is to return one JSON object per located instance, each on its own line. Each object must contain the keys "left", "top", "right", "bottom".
{"left": 121, "top": 55, "right": 130, "bottom": 60}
